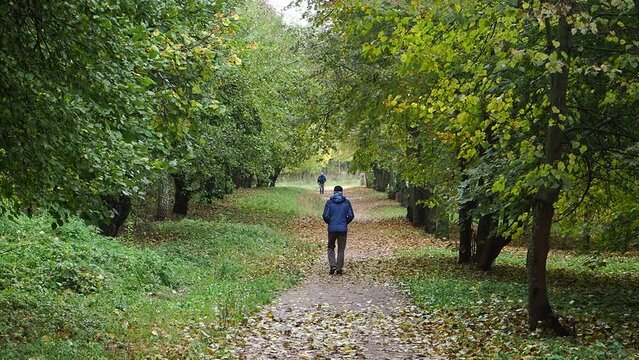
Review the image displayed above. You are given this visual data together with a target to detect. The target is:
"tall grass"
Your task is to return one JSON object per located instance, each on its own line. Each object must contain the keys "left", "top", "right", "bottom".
{"left": 0, "top": 187, "right": 318, "bottom": 358}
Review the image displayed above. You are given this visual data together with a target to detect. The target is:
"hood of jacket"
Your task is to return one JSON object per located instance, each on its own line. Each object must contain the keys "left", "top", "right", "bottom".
{"left": 330, "top": 193, "right": 345, "bottom": 203}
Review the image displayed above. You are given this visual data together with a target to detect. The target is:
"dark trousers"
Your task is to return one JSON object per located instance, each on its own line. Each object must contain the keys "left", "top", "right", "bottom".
{"left": 319, "top": 183, "right": 325, "bottom": 194}
{"left": 327, "top": 232, "right": 347, "bottom": 270}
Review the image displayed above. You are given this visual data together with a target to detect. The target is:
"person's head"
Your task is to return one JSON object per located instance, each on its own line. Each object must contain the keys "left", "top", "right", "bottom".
{"left": 333, "top": 185, "right": 343, "bottom": 194}
{"left": 320, "top": 171, "right": 324, "bottom": 175}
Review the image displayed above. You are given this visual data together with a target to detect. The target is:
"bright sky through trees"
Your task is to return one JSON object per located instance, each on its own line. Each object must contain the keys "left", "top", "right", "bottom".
{"left": 266, "top": 0, "right": 308, "bottom": 26}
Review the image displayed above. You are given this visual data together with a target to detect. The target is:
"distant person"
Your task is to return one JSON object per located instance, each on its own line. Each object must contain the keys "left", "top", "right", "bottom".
{"left": 322, "top": 185, "right": 355, "bottom": 275}
{"left": 359, "top": 172, "right": 366, "bottom": 186}
{"left": 317, "top": 171, "right": 327, "bottom": 194}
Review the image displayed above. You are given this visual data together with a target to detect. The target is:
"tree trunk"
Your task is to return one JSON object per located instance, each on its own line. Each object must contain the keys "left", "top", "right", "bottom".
{"left": 479, "top": 234, "right": 511, "bottom": 271}
{"left": 458, "top": 156, "right": 474, "bottom": 263}
{"left": 458, "top": 203, "right": 474, "bottom": 264}
{"left": 269, "top": 166, "right": 282, "bottom": 187}
{"left": 528, "top": 199, "right": 570, "bottom": 335}
{"left": 372, "top": 164, "right": 391, "bottom": 192}
{"left": 172, "top": 172, "right": 191, "bottom": 217}
{"left": 527, "top": 10, "right": 571, "bottom": 335}
{"left": 475, "top": 213, "right": 493, "bottom": 261}
{"left": 408, "top": 186, "right": 423, "bottom": 227}
{"left": 98, "top": 195, "right": 132, "bottom": 237}
{"left": 233, "top": 172, "right": 253, "bottom": 188}
{"left": 408, "top": 186, "right": 436, "bottom": 233}
{"left": 401, "top": 187, "right": 410, "bottom": 207}
{"left": 387, "top": 171, "right": 397, "bottom": 199}
{"left": 155, "top": 172, "right": 171, "bottom": 220}
{"left": 478, "top": 209, "right": 530, "bottom": 270}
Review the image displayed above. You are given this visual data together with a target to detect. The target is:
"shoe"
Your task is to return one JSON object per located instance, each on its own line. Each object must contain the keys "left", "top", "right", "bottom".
{"left": 336, "top": 269, "right": 343, "bottom": 275}
{"left": 329, "top": 267, "right": 336, "bottom": 275}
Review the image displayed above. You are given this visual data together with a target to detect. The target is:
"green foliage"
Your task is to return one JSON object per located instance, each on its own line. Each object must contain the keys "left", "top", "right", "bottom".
{"left": 0, "top": 0, "right": 328, "bottom": 228}
{"left": 236, "top": 0, "right": 328, "bottom": 180}
{"left": 0, "top": 187, "right": 316, "bottom": 358}
{"left": 310, "top": 0, "right": 639, "bottom": 247}
{"left": 0, "top": 0, "right": 244, "bottom": 224}
{"left": 0, "top": 215, "right": 177, "bottom": 357}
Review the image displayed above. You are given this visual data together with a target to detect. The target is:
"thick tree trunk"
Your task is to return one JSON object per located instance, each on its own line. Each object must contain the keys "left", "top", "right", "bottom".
{"left": 479, "top": 234, "right": 511, "bottom": 271}
{"left": 401, "top": 188, "right": 410, "bottom": 207}
{"left": 408, "top": 186, "right": 436, "bottom": 233}
{"left": 98, "top": 195, "right": 132, "bottom": 237}
{"left": 528, "top": 199, "right": 570, "bottom": 335}
{"left": 408, "top": 186, "right": 424, "bottom": 227}
{"left": 172, "top": 172, "right": 191, "bottom": 217}
{"left": 269, "top": 167, "right": 282, "bottom": 187}
{"left": 423, "top": 204, "right": 437, "bottom": 234}
{"left": 386, "top": 171, "right": 397, "bottom": 199}
{"left": 155, "top": 172, "right": 171, "bottom": 220}
{"left": 475, "top": 213, "right": 493, "bottom": 261}
{"left": 457, "top": 162, "right": 476, "bottom": 264}
{"left": 527, "top": 10, "right": 571, "bottom": 335}
{"left": 477, "top": 210, "right": 530, "bottom": 270}
{"left": 372, "top": 164, "right": 391, "bottom": 192}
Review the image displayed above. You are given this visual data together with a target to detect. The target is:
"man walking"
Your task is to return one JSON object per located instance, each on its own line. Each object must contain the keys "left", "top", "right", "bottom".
{"left": 317, "top": 171, "right": 327, "bottom": 194}
{"left": 322, "top": 185, "right": 355, "bottom": 275}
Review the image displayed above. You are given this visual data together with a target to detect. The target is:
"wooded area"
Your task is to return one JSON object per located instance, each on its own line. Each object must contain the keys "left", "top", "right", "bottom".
{"left": 1, "top": 0, "right": 638, "bottom": 358}
{"left": 308, "top": 0, "right": 638, "bottom": 335}
{"left": 1, "top": 0, "right": 325, "bottom": 234}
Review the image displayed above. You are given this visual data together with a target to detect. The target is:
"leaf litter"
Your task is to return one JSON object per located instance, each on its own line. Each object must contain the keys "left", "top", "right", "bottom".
{"left": 212, "top": 187, "right": 637, "bottom": 359}
{"left": 220, "top": 187, "right": 444, "bottom": 359}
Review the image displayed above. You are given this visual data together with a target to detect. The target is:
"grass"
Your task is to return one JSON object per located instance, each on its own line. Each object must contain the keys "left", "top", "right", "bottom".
{"left": 277, "top": 176, "right": 362, "bottom": 191}
{"left": 360, "top": 189, "right": 407, "bottom": 219}
{"left": 5, "top": 185, "right": 634, "bottom": 359}
{"left": 0, "top": 187, "right": 320, "bottom": 359}
{"left": 373, "top": 246, "right": 639, "bottom": 359}
{"left": 196, "top": 187, "right": 325, "bottom": 230}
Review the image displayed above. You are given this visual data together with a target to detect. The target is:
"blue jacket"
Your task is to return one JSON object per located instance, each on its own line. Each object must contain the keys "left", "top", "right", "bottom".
{"left": 322, "top": 193, "right": 354, "bottom": 233}
{"left": 317, "top": 174, "right": 326, "bottom": 184}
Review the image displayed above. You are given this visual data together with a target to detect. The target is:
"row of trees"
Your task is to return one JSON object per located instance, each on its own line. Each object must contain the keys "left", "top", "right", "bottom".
{"left": 0, "top": 0, "right": 324, "bottom": 235}
{"left": 309, "top": 0, "right": 638, "bottom": 334}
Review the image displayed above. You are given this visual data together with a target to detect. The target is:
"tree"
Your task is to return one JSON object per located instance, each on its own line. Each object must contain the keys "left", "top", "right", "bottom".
{"left": 309, "top": 0, "right": 639, "bottom": 335}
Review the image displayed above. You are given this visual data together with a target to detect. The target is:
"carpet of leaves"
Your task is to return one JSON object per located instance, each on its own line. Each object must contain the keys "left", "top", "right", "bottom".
{"left": 205, "top": 187, "right": 637, "bottom": 359}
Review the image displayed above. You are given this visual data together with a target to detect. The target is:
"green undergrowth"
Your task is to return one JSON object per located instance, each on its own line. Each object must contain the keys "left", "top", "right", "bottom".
{"left": 0, "top": 187, "right": 318, "bottom": 359}
{"left": 374, "top": 205, "right": 406, "bottom": 219}
{"left": 203, "top": 186, "right": 325, "bottom": 229}
{"left": 277, "top": 177, "right": 362, "bottom": 190}
{"left": 364, "top": 190, "right": 407, "bottom": 219}
{"left": 369, "top": 247, "right": 639, "bottom": 359}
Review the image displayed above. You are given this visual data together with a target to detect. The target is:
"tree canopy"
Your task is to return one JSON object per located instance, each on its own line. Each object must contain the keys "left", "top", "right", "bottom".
{"left": 1, "top": 0, "right": 324, "bottom": 230}
{"left": 308, "top": 0, "right": 639, "bottom": 334}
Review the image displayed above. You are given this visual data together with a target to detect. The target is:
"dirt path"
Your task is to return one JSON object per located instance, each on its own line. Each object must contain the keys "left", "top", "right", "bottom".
{"left": 231, "top": 187, "right": 442, "bottom": 359}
